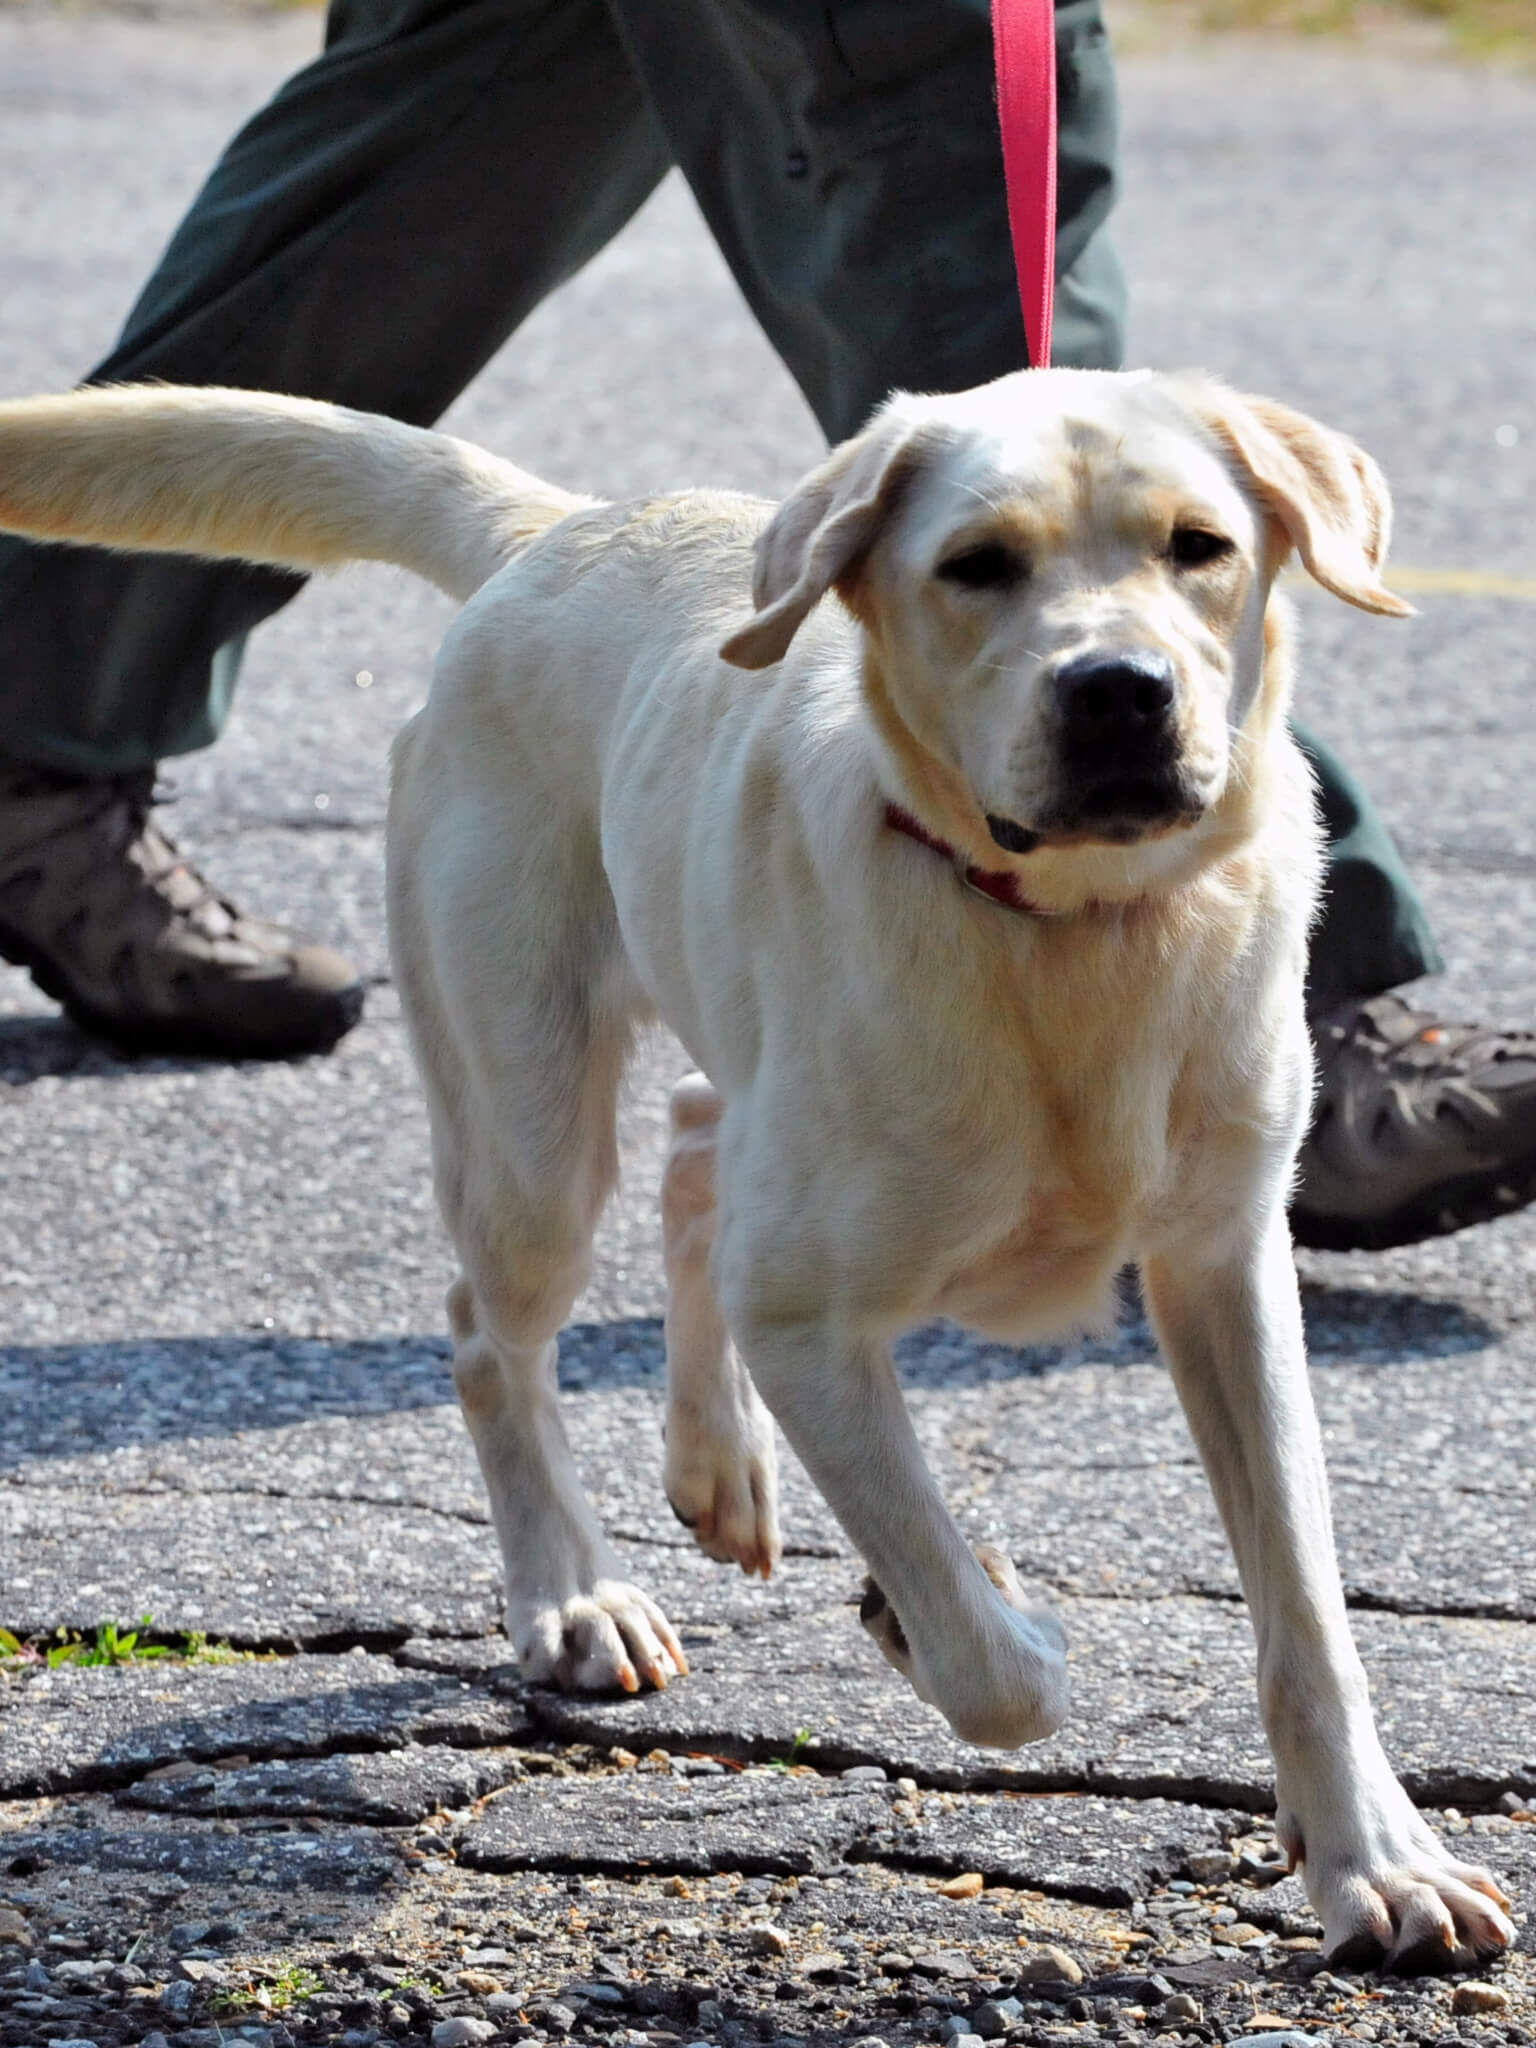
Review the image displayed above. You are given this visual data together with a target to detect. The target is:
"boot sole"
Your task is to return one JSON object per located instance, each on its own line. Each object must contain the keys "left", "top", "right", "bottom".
{"left": 1292, "top": 1148, "right": 1536, "bottom": 1252}
{"left": 0, "top": 919, "right": 365, "bottom": 1062}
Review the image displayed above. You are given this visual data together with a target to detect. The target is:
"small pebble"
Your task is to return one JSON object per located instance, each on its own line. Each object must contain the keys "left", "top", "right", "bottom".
{"left": 0, "top": 1908, "right": 31, "bottom": 1945}
{"left": 747, "top": 1925, "right": 792, "bottom": 1957}
{"left": 457, "top": 1968, "right": 503, "bottom": 1995}
{"left": 970, "top": 1996, "right": 1024, "bottom": 2038}
{"left": 938, "top": 1872, "right": 984, "bottom": 1900}
{"left": 1452, "top": 1983, "right": 1511, "bottom": 2016}
{"left": 841, "top": 1764, "right": 887, "bottom": 1782}
{"left": 24, "top": 1959, "right": 50, "bottom": 1991}
{"left": 1185, "top": 1848, "right": 1236, "bottom": 1882}
{"left": 910, "top": 1948, "right": 975, "bottom": 1979}
{"left": 385, "top": 2005, "right": 412, "bottom": 2033}
{"left": 1498, "top": 1790, "right": 1533, "bottom": 1817}
{"left": 1162, "top": 1991, "right": 1202, "bottom": 2021}
{"left": 432, "top": 2021, "right": 498, "bottom": 2048}
{"left": 1015, "top": 1945, "right": 1082, "bottom": 1986}
{"left": 876, "top": 1951, "right": 913, "bottom": 1974}
{"left": 530, "top": 2000, "right": 578, "bottom": 2034}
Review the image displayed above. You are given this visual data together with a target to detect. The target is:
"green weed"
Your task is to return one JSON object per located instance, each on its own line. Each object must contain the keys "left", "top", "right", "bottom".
{"left": 0, "top": 1617, "right": 255, "bottom": 1668}
{"left": 766, "top": 1727, "right": 816, "bottom": 1772}
{"left": 212, "top": 1963, "right": 325, "bottom": 2015}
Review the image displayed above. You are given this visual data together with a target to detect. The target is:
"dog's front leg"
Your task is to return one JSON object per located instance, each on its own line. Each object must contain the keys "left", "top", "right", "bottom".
{"left": 1143, "top": 1216, "right": 1513, "bottom": 1969}
{"left": 732, "top": 1312, "right": 1067, "bottom": 1748}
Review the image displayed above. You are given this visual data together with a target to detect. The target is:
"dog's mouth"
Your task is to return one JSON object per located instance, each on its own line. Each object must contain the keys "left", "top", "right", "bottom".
{"left": 987, "top": 764, "right": 1204, "bottom": 857}
{"left": 1038, "top": 770, "right": 1203, "bottom": 847}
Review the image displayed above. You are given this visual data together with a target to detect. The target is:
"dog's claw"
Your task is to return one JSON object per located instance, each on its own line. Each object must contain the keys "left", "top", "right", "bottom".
{"left": 512, "top": 1578, "right": 688, "bottom": 1695}
{"left": 1299, "top": 1806, "right": 1516, "bottom": 1975}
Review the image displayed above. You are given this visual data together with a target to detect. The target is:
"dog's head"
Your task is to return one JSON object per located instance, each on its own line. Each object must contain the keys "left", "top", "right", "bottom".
{"left": 721, "top": 369, "right": 1408, "bottom": 900}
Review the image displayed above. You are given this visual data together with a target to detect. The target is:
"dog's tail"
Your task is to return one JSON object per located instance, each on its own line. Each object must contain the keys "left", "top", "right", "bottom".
{"left": 0, "top": 384, "right": 593, "bottom": 601}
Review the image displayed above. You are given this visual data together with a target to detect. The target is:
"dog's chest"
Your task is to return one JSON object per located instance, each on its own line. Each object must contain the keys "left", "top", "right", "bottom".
{"left": 929, "top": 1178, "right": 1150, "bottom": 1338}
{"left": 920, "top": 1049, "right": 1211, "bottom": 1339}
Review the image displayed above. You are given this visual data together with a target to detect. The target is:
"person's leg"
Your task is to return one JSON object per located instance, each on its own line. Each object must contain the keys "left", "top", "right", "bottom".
{"left": 612, "top": 0, "right": 1122, "bottom": 445}
{"left": 0, "top": 0, "right": 670, "bottom": 1056}
{"left": 1, "top": 0, "right": 669, "bottom": 776}
{"left": 613, "top": 0, "right": 1536, "bottom": 1251}
{"left": 1296, "top": 724, "right": 1442, "bottom": 1014}
{"left": 1290, "top": 731, "right": 1536, "bottom": 1249}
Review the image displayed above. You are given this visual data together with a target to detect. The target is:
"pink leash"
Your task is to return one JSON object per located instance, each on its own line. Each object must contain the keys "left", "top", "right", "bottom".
{"left": 991, "top": 0, "right": 1057, "bottom": 370}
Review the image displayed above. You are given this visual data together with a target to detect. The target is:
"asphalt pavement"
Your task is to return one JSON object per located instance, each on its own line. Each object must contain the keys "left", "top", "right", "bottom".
{"left": 1, "top": 11, "right": 1534, "bottom": 2048}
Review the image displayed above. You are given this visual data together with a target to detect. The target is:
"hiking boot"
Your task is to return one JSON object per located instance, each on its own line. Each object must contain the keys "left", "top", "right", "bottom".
{"left": 1293, "top": 992, "right": 1536, "bottom": 1251}
{"left": 0, "top": 762, "right": 365, "bottom": 1058}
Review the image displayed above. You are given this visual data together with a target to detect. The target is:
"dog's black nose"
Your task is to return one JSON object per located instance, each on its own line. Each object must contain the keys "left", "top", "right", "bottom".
{"left": 1054, "top": 650, "right": 1177, "bottom": 744}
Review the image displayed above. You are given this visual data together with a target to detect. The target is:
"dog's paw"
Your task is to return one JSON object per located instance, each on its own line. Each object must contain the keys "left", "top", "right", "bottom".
{"left": 510, "top": 1581, "right": 689, "bottom": 1695}
{"left": 664, "top": 1362, "right": 781, "bottom": 1579}
{"left": 1282, "top": 1792, "right": 1514, "bottom": 1973}
{"left": 860, "top": 1543, "right": 1068, "bottom": 1747}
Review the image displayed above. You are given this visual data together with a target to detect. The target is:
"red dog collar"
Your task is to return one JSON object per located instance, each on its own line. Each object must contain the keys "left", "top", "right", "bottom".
{"left": 884, "top": 802, "right": 1048, "bottom": 917}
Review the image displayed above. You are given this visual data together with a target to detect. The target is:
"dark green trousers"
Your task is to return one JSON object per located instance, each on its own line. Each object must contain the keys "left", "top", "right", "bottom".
{"left": 0, "top": 0, "right": 1438, "bottom": 1005}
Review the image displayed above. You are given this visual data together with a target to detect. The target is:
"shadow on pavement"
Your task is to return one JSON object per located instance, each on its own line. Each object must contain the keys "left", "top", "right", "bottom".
{"left": 0, "top": 1010, "right": 348, "bottom": 1082}
{"left": 1299, "top": 1280, "right": 1499, "bottom": 1363}
{"left": 2, "top": 1283, "right": 1498, "bottom": 1471}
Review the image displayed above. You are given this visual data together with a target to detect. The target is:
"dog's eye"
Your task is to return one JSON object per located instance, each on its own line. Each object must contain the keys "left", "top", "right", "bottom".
{"left": 1168, "top": 528, "right": 1235, "bottom": 568}
{"left": 936, "top": 543, "right": 1025, "bottom": 590}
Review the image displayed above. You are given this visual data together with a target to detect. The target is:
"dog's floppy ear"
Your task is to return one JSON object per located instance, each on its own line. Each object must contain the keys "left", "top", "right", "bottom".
{"left": 720, "top": 402, "right": 936, "bottom": 669}
{"left": 1177, "top": 377, "right": 1413, "bottom": 619}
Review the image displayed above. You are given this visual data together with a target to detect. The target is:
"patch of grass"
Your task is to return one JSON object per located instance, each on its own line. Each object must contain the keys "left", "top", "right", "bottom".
{"left": 0, "top": 1616, "right": 256, "bottom": 1669}
{"left": 1126, "top": 0, "right": 1535, "bottom": 60}
{"left": 766, "top": 1727, "right": 817, "bottom": 1772}
{"left": 212, "top": 1963, "right": 325, "bottom": 2015}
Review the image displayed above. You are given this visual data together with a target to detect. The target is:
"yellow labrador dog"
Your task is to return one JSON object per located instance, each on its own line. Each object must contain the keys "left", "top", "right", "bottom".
{"left": 0, "top": 372, "right": 1514, "bottom": 1970}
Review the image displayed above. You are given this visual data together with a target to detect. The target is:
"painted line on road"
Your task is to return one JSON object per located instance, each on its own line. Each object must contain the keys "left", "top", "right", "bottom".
{"left": 1388, "top": 566, "right": 1536, "bottom": 602}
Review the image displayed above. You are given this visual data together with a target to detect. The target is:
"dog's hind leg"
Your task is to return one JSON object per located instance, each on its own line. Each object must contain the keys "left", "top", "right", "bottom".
{"left": 389, "top": 724, "right": 684, "bottom": 1695}
{"left": 660, "top": 1073, "right": 780, "bottom": 1578}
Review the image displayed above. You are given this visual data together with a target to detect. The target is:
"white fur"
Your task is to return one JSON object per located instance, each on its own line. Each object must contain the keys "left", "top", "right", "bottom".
{"left": 0, "top": 371, "right": 1508, "bottom": 1970}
